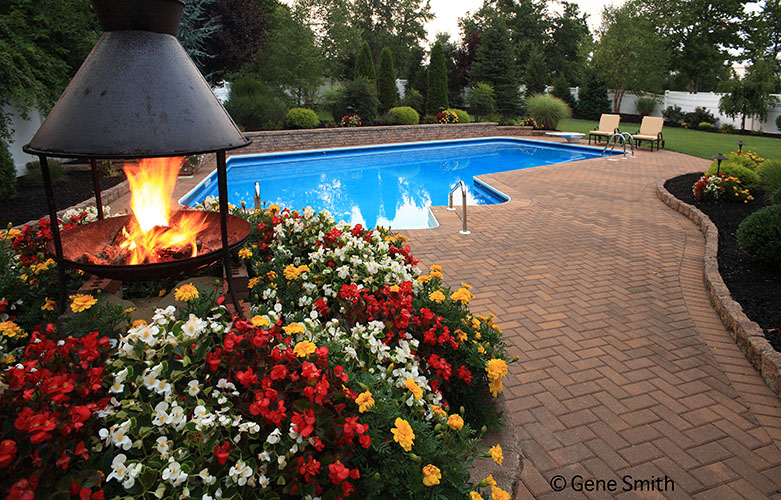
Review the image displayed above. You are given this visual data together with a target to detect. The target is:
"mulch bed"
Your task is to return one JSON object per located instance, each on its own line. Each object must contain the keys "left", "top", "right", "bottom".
{"left": 664, "top": 173, "right": 781, "bottom": 351}
{"left": 0, "top": 170, "right": 126, "bottom": 227}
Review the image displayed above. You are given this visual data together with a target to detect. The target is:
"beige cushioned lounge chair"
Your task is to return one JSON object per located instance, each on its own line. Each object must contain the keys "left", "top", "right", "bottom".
{"left": 633, "top": 116, "right": 665, "bottom": 151}
{"left": 588, "top": 114, "right": 621, "bottom": 145}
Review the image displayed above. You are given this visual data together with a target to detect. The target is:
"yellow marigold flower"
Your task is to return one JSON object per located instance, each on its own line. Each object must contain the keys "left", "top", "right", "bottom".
{"left": 268, "top": 204, "right": 280, "bottom": 215}
{"left": 70, "top": 294, "right": 98, "bottom": 313}
{"left": 490, "top": 444, "right": 503, "bottom": 465}
{"left": 429, "top": 270, "right": 443, "bottom": 279}
{"left": 132, "top": 319, "right": 148, "bottom": 328}
{"left": 238, "top": 247, "right": 253, "bottom": 259}
{"left": 158, "top": 289, "right": 166, "bottom": 297}
{"left": 463, "top": 282, "right": 474, "bottom": 290}
{"left": 391, "top": 417, "right": 415, "bottom": 451}
{"left": 405, "top": 378, "right": 423, "bottom": 400}
{"left": 478, "top": 344, "right": 486, "bottom": 354}
{"left": 491, "top": 486, "right": 510, "bottom": 500}
{"left": 455, "top": 329, "right": 467, "bottom": 344}
{"left": 485, "top": 475, "right": 497, "bottom": 487}
{"left": 124, "top": 307, "right": 136, "bottom": 313}
{"left": 20, "top": 274, "right": 27, "bottom": 283}
{"left": 431, "top": 405, "right": 447, "bottom": 418}
{"left": 250, "top": 315, "right": 270, "bottom": 328}
{"left": 450, "top": 287, "right": 475, "bottom": 305}
{"left": 471, "top": 317, "right": 481, "bottom": 329}
{"left": 447, "top": 414, "right": 464, "bottom": 431}
{"left": 1, "top": 354, "right": 16, "bottom": 364}
{"left": 429, "top": 290, "right": 446, "bottom": 303}
{"left": 422, "top": 464, "right": 441, "bottom": 487}
{"left": 41, "top": 298, "right": 56, "bottom": 311}
{"left": 0, "top": 321, "right": 22, "bottom": 338}
{"left": 284, "top": 323, "right": 306, "bottom": 336}
{"left": 267, "top": 270, "right": 277, "bottom": 280}
{"left": 488, "top": 378, "right": 503, "bottom": 397}
{"left": 486, "top": 359, "right": 508, "bottom": 381}
{"left": 248, "top": 277, "right": 260, "bottom": 289}
{"left": 416, "top": 275, "right": 430, "bottom": 283}
{"left": 475, "top": 331, "right": 482, "bottom": 339}
{"left": 385, "top": 235, "right": 395, "bottom": 242}
{"left": 389, "top": 285, "right": 400, "bottom": 293}
{"left": 292, "top": 340, "right": 316, "bottom": 357}
{"left": 284, "top": 264, "right": 299, "bottom": 280}
{"left": 470, "top": 492, "right": 484, "bottom": 500}
{"left": 174, "top": 284, "right": 199, "bottom": 302}
{"left": 430, "top": 264, "right": 443, "bottom": 272}
{"left": 356, "top": 391, "right": 375, "bottom": 413}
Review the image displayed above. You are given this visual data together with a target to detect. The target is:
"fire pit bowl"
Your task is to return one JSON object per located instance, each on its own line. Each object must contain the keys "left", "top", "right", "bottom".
{"left": 50, "top": 211, "right": 250, "bottom": 281}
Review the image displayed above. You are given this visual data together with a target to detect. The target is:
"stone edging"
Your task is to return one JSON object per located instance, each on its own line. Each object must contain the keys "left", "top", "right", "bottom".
{"left": 656, "top": 181, "right": 781, "bottom": 397}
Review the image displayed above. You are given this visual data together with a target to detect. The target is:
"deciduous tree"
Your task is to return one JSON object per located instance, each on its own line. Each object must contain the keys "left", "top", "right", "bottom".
{"left": 719, "top": 59, "right": 780, "bottom": 131}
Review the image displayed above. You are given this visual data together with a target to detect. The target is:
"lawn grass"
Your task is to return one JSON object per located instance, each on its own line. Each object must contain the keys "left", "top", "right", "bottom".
{"left": 558, "top": 118, "right": 781, "bottom": 160}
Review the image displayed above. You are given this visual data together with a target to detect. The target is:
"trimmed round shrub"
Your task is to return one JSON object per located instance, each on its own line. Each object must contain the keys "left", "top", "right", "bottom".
{"left": 698, "top": 121, "right": 713, "bottom": 130}
{"left": 0, "top": 141, "right": 16, "bottom": 199}
{"left": 446, "top": 108, "right": 471, "bottom": 124}
{"left": 706, "top": 160, "right": 760, "bottom": 188}
{"left": 737, "top": 204, "right": 781, "bottom": 267}
{"left": 525, "top": 94, "right": 571, "bottom": 130}
{"left": 285, "top": 107, "right": 319, "bottom": 129}
{"left": 388, "top": 106, "right": 419, "bottom": 125}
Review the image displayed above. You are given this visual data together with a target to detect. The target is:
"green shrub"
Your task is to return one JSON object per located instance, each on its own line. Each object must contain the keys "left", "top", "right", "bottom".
{"left": 421, "top": 114, "right": 437, "bottom": 124}
{"left": 285, "top": 107, "right": 319, "bottom": 129}
{"left": 446, "top": 108, "right": 471, "bottom": 124}
{"left": 635, "top": 96, "right": 658, "bottom": 117}
{"left": 725, "top": 152, "right": 759, "bottom": 170}
{"left": 758, "top": 159, "right": 781, "bottom": 199}
{"left": 400, "top": 89, "right": 424, "bottom": 115}
{"left": 0, "top": 141, "right": 16, "bottom": 199}
{"left": 737, "top": 204, "right": 781, "bottom": 267}
{"left": 662, "top": 105, "right": 685, "bottom": 125}
{"left": 374, "top": 112, "right": 396, "bottom": 126}
{"left": 332, "top": 78, "right": 380, "bottom": 125}
{"left": 706, "top": 160, "right": 760, "bottom": 188}
{"left": 224, "top": 76, "right": 289, "bottom": 131}
{"left": 577, "top": 71, "right": 610, "bottom": 120}
{"left": 19, "top": 159, "right": 67, "bottom": 187}
{"left": 685, "top": 107, "right": 717, "bottom": 126}
{"left": 316, "top": 109, "right": 334, "bottom": 124}
{"left": 550, "top": 75, "right": 576, "bottom": 109}
{"left": 482, "top": 113, "right": 502, "bottom": 123}
{"left": 720, "top": 123, "right": 736, "bottom": 133}
{"left": 468, "top": 83, "right": 496, "bottom": 119}
{"left": 777, "top": 114, "right": 781, "bottom": 131}
{"left": 773, "top": 187, "right": 781, "bottom": 204}
{"left": 525, "top": 94, "right": 571, "bottom": 130}
{"left": 698, "top": 121, "right": 713, "bottom": 130}
{"left": 388, "top": 106, "right": 419, "bottom": 125}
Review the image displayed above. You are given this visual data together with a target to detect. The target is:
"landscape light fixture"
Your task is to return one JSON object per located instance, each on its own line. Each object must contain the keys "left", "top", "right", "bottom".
{"left": 737, "top": 141, "right": 745, "bottom": 153}
{"left": 711, "top": 153, "right": 728, "bottom": 176}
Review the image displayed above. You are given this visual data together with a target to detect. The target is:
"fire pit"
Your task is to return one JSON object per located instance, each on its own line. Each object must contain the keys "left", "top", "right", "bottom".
{"left": 22, "top": 0, "right": 252, "bottom": 314}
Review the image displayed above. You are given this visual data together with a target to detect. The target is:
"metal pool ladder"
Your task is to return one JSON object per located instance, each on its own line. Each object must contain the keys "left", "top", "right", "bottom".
{"left": 447, "top": 180, "right": 471, "bottom": 235}
{"left": 254, "top": 181, "right": 261, "bottom": 210}
{"left": 603, "top": 132, "right": 635, "bottom": 159}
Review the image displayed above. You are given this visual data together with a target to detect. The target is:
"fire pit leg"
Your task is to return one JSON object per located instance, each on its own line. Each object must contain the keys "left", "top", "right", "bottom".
{"left": 90, "top": 159, "right": 104, "bottom": 220}
{"left": 39, "top": 155, "right": 68, "bottom": 314}
{"left": 216, "top": 150, "right": 243, "bottom": 318}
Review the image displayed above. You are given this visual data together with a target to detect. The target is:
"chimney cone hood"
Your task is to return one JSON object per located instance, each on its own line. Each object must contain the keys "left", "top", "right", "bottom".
{"left": 23, "top": 0, "right": 250, "bottom": 159}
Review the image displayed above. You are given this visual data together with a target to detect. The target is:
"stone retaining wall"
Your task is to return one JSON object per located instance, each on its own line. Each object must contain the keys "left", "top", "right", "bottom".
{"left": 240, "top": 123, "right": 533, "bottom": 154}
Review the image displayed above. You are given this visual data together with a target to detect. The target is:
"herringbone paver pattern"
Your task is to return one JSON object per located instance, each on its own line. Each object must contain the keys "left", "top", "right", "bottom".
{"left": 402, "top": 147, "right": 781, "bottom": 499}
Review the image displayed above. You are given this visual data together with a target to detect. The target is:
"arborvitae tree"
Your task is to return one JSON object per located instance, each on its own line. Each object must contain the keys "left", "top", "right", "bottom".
{"left": 377, "top": 47, "right": 398, "bottom": 113}
{"left": 469, "top": 17, "right": 519, "bottom": 116}
{"left": 523, "top": 46, "right": 549, "bottom": 95}
{"left": 577, "top": 70, "right": 610, "bottom": 120}
{"left": 426, "top": 42, "right": 449, "bottom": 114}
{"left": 354, "top": 41, "right": 377, "bottom": 84}
{"left": 551, "top": 75, "right": 576, "bottom": 109}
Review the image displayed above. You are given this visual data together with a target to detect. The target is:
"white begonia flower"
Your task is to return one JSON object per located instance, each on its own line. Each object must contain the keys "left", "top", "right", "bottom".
{"left": 199, "top": 467, "right": 217, "bottom": 486}
{"left": 228, "top": 460, "right": 253, "bottom": 486}
{"left": 266, "top": 428, "right": 281, "bottom": 444}
{"left": 106, "top": 453, "right": 129, "bottom": 483}
{"left": 154, "top": 378, "right": 172, "bottom": 397}
{"left": 142, "top": 364, "right": 164, "bottom": 391}
{"left": 152, "top": 305, "right": 176, "bottom": 323}
{"left": 137, "top": 324, "right": 160, "bottom": 346}
{"left": 156, "top": 436, "right": 170, "bottom": 458}
{"left": 277, "top": 455, "right": 287, "bottom": 469}
{"left": 187, "top": 379, "right": 201, "bottom": 396}
{"left": 124, "top": 462, "right": 143, "bottom": 489}
{"left": 203, "top": 495, "right": 214, "bottom": 500}
{"left": 166, "top": 403, "right": 186, "bottom": 430}
{"left": 336, "top": 266, "right": 350, "bottom": 279}
{"left": 183, "top": 314, "right": 207, "bottom": 339}
{"left": 258, "top": 474, "right": 270, "bottom": 488}
{"left": 106, "top": 420, "right": 133, "bottom": 450}
{"left": 152, "top": 401, "right": 169, "bottom": 427}
{"left": 109, "top": 367, "right": 129, "bottom": 393}
{"left": 258, "top": 451, "right": 271, "bottom": 462}
{"left": 162, "top": 457, "right": 187, "bottom": 486}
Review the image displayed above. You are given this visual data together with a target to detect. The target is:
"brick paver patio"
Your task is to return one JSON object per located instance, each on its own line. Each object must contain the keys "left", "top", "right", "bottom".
{"left": 402, "top": 148, "right": 781, "bottom": 498}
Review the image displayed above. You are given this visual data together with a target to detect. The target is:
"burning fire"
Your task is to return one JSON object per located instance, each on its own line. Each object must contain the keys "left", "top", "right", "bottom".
{"left": 119, "top": 157, "right": 208, "bottom": 264}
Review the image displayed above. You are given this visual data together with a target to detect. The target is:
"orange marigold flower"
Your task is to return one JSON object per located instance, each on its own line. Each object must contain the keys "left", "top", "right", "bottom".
{"left": 174, "top": 284, "right": 199, "bottom": 301}
{"left": 391, "top": 418, "right": 415, "bottom": 451}
{"left": 422, "top": 464, "right": 441, "bottom": 486}
{"left": 70, "top": 294, "right": 98, "bottom": 312}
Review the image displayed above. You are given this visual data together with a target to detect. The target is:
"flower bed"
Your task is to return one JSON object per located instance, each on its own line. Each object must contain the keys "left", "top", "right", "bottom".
{"left": 0, "top": 205, "right": 513, "bottom": 499}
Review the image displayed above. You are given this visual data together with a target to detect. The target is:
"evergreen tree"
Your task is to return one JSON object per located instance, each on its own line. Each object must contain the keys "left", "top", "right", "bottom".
{"left": 469, "top": 17, "right": 519, "bottom": 116}
{"left": 523, "top": 46, "right": 549, "bottom": 95}
{"left": 551, "top": 75, "right": 576, "bottom": 109}
{"left": 577, "top": 70, "right": 610, "bottom": 120}
{"left": 377, "top": 47, "right": 398, "bottom": 113}
{"left": 354, "top": 41, "right": 377, "bottom": 83}
{"left": 426, "top": 42, "right": 449, "bottom": 114}
{"left": 177, "top": 0, "right": 219, "bottom": 77}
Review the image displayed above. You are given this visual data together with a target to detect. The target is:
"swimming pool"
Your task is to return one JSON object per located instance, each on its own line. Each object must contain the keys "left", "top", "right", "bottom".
{"left": 180, "top": 137, "right": 608, "bottom": 229}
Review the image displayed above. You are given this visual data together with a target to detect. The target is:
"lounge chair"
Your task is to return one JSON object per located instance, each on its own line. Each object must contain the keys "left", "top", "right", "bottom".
{"left": 588, "top": 114, "right": 621, "bottom": 145}
{"left": 633, "top": 116, "right": 665, "bottom": 151}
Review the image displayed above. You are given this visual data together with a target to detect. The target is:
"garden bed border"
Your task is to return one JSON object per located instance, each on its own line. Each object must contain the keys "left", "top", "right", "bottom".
{"left": 656, "top": 181, "right": 781, "bottom": 398}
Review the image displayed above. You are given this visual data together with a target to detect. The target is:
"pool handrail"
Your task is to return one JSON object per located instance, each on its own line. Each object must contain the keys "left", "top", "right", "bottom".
{"left": 447, "top": 180, "right": 471, "bottom": 235}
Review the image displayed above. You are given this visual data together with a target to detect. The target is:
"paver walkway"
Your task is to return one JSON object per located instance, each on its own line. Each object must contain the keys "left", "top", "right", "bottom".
{"left": 402, "top": 148, "right": 781, "bottom": 499}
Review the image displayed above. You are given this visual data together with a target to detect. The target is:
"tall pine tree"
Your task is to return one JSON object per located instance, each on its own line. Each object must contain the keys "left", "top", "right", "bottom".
{"left": 426, "top": 42, "right": 449, "bottom": 114}
{"left": 523, "top": 46, "right": 549, "bottom": 95}
{"left": 469, "top": 17, "right": 519, "bottom": 116}
{"left": 577, "top": 70, "right": 610, "bottom": 120}
{"left": 354, "top": 41, "right": 377, "bottom": 84}
{"left": 377, "top": 47, "right": 398, "bottom": 113}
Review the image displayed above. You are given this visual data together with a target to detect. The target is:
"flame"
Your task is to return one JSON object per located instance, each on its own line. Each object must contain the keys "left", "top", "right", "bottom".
{"left": 118, "top": 157, "right": 208, "bottom": 265}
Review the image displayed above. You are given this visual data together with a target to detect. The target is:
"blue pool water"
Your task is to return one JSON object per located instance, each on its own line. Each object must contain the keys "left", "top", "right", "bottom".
{"left": 180, "top": 138, "right": 607, "bottom": 229}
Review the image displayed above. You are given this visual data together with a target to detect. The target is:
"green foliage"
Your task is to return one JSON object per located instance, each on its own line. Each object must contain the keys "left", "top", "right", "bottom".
{"left": 355, "top": 41, "right": 377, "bottom": 83}
{"left": 388, "top": 106, "right": 420, "bottom": 125}
{"left": 0, "top": 141, "right": 16, "bottom": 199}
{"left": 719, "top": 59, "right": 780, "bottom": 131}
{"left": 332, "top": 78, "right": 380, "bottom": 124}
{"left": 377, "top": 47, "right": 398, "bottom": 113}
{"left": 467, "top": 83, "right": 496, "bottom": 118}
{"left": 551, "top": 75, "right": 576, "bottom": 109}
{"left": 577, "top": 70, "right": 610, "bottom": 120}
{"left": 400, "top": 89, "right": 425, "bottom": 115}
{"left": 18, "top": 160, "right": 66, "bottom": 188}
{"left": 758, "top": 159, "right": 781, "bottom": 200}
{"left": 285, "top": 107, "right": 320, "bottom": 129}
{"left": 447, "top": 109, "right": 471, "bottom": 124}
{"left": 720, "top": 123, "right": 737, "bottom": 134}
{"left": 224, "top": 76, "right": 289, "bottom": 131}
{"left": 737, "top": 204, "right": 781, "bottom": 267}
{"left": 663, "top": 105, "right": 686, "bottom": 124}
{"left": 635, "top": 97, "right": 659, "bottom": 117}
{"left": 176, "top": 0, "right": 219, "bottom": 75}
{"left": 706, "top": 160, "right": 760, "bottom": 188}
{"left": 777, "top": 115, "right": 781, "bottom": 131}
{"left": 685, "top": 107, "right": 717, "bottom": 126}
{"left": 426, "top": 42, "right": 449, "bottom": 114}
{"left": 469, "top": 16, "right": 520, "bottom": 116}
{"left": 523, "top": 46, "right": 549, "bottom": 95}
{"left": 526, "top": 94, "right": 571, "bottom": 130}
{"left": 698, "top": 122, "right": 713, "bottom": 130}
